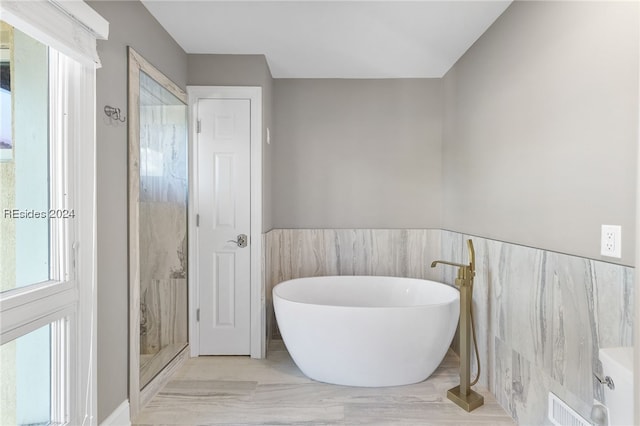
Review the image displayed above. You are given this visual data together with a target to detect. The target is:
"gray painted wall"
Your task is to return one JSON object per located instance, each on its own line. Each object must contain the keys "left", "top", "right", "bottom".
{"left": 272, "top": 79, "right": 443, "bottom": 229}
{"left": 188, "top": 54, "right": 274, "bottom": 231}
{"left": 442, "top": 1, "right": 638, "bottom": 266}
{"left": 88, "top": 1, "right": 188, "bottom": 421}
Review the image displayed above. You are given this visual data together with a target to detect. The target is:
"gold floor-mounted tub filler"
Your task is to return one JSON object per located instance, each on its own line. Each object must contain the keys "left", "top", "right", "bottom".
{"left": 431, "top": 239, "right": 484, "bottom": 412}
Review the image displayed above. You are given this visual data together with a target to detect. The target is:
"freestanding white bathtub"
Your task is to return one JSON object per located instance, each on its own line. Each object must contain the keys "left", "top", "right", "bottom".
{"left": 273, "top": 276, "right": 460, "bottom": 387}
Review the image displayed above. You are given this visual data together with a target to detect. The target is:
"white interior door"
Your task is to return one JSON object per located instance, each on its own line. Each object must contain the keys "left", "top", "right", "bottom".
{"left": 197, "top": 98, "right": 251, "bottom": 355}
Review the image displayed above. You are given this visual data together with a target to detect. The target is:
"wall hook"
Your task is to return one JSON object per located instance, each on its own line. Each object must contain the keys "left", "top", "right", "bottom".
{"left": 104, "top": 105, "right": 127, "bottom": 122}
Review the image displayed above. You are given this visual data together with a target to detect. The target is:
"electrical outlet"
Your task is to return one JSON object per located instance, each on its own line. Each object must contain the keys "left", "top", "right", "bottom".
{"left": 601, "top": 225, "right": 621, "bottom": 258}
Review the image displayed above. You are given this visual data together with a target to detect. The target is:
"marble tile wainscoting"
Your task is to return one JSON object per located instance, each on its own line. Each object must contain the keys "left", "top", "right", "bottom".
{"left": 264, "top": 229, "right": 442, "bottom": 340}
{"left": 440, "top": 230, "right": 634, "bottom": 425}
{"left": 265, "top": 229, "right": 634, "bottom": 425}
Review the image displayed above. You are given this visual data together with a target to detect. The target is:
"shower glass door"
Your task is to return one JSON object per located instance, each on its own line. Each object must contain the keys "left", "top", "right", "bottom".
{"left": 128, "top": 47, "right": 189, "bottom": 397}
{"left": 138, "top": 70, "right": 188, "bottom": 387}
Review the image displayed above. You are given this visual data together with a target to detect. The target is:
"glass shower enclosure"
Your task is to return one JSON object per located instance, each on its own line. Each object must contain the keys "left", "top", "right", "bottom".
{"left": 137, "top": 70, "right": 188, "bottom": 387}
{"left": 128, "top": 47, "right": 188, "bottom": 415}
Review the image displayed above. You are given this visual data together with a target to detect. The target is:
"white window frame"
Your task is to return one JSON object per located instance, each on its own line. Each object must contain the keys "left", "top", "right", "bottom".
{"left": 0, "top": 1, "right": 105, "bottom": 424}
{"left": 0, "top": 48, "right": 95, "bottom": 425}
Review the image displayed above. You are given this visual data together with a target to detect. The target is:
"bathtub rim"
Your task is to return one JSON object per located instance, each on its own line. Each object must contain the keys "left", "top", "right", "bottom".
{"left": 272, "top": 275, "right": 459, "bottom": 309}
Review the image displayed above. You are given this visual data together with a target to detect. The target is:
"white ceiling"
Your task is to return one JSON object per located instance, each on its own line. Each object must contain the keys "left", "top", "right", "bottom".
{"left": 141, "top": 0, "right": 512, "bottom": 78}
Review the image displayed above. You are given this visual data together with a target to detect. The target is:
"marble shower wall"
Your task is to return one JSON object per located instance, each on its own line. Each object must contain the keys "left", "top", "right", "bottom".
{"left": 139, "top": 202, "right": 188, "bottom": 357}
{"left": 440, "top": 230, "right": 634, "bottom": 425}
{"left": 139, "top": 277, "right": 188, "bottom": 386}
{"left": 140, "top": 278, "right": 188, "bottom": 354}
{"left": 265, "top": 229, "right": 442, "bottom": 339}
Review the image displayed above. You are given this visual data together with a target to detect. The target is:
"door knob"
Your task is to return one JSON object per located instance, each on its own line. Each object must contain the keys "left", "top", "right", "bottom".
{"left": 227, "top": 234, "right": 248, "bottom": 248}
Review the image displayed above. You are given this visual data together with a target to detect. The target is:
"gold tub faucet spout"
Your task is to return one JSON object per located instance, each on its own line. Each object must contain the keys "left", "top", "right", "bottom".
{"left": 430, "top": 260, "right": 471, "bottom": 271}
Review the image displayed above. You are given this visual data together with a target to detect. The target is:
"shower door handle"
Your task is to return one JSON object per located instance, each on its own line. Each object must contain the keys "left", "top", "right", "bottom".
{"left": 227, "top": 234, "right": 248, "bottom": 248}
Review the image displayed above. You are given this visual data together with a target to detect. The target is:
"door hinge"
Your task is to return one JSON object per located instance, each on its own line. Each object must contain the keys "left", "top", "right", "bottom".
{"left": 196, "top": 308, "right": 200, "bottom": 322}
{"left": 196, "top": 214, "right": 200, "bottom": 227}
{"left": 196, "top": 119, "right": 201, "bottom": 134}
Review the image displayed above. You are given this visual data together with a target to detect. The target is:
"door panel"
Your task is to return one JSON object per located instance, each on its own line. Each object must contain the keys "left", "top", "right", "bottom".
{"left": 214, "top": 251, "right": 236, "bottom": 327}
{"left": 197, "top": 98, "right": 251, "bottom": 355}
{"left": 214, "top": 153, "right": 236, "bottom": 228}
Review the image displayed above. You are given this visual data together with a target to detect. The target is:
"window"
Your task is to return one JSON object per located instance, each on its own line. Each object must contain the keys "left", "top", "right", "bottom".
{"left": 1, "top": 323, "right": 53, "bottom": 425}
{"left": 0, "top": 2, "right": 106, "bottom": 424}
{"left": 0, "top": 22, "right": 77, "bottom": 424}
{"left": 0, "top": 23, "right": 55, "bottom": 294}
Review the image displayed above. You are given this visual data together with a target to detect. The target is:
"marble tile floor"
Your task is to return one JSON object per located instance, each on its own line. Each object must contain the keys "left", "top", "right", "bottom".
{"left": 134, "top": 340, "right": 515, "bottom": 425}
